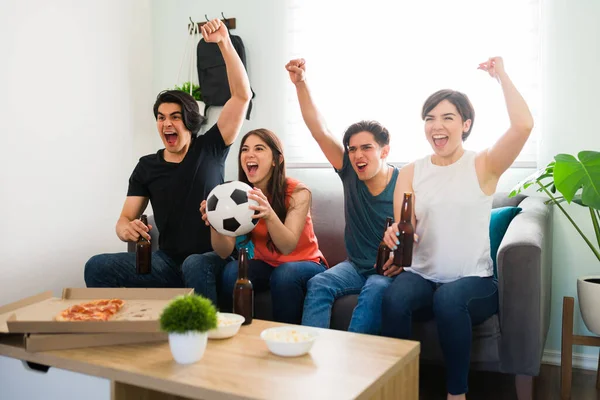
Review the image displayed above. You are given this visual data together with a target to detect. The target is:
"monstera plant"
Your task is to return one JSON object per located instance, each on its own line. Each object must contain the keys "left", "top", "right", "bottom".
{"left": 511, "top": 151, "right": 600, "bottom": 334}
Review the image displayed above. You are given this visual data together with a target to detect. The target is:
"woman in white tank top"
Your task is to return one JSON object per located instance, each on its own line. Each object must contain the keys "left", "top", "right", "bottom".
{"left": 379, "top": 57, "right": 534, "bottom": 400}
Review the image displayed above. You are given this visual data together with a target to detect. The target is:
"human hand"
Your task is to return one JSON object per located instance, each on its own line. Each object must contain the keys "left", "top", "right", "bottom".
{"left": 477, "top": 56, "right": 506, "bottom": 81}
{"left": 248, "top": 188, "right": 274, "bottom": 221}
{"left": 119, "top": 219, "right": 152, "bottom": 242}
{"left": 199, "top": 200, "right": 210, "bottom": 227}
{"left": 381, "top": 256, "right": 403, "bottom": 277}
{"left": 285, "top": 58, "right": 307, "bottom": 85}
{"left": 201, "top": 18, "right": 229, "bottom": 44}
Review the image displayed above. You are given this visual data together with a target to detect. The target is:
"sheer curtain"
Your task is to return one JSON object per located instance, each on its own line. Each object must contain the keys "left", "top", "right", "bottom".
{"left": 284, "top": 0, "right": 541, "bottom": 166}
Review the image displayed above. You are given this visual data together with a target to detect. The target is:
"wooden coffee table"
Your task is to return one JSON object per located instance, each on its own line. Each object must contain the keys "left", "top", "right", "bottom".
{"left": 0, "top": 319, "right": 420, "bottom": 399}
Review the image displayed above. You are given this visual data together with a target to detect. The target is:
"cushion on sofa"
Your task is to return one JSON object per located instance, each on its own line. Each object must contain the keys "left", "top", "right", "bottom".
{"left": 489, "top": 206, "right": 522, "bottom": 278}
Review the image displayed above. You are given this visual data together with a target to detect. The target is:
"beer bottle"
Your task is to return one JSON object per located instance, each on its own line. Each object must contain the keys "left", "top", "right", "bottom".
{"left": 375, "top": 217, "right": 394, "bottom": 275}
{"left": 233, "top": 248, "right": 253, "bottom": 325}
{"left": 136, "top": 214, "right": 152, "bottom": 274}
{"left": 393, "top": 193, "right": 414, "bottom": 267}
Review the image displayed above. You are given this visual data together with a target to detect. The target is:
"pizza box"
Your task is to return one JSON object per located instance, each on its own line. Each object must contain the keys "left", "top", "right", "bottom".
{"left": 22, "top": 332, "right": 168, "bottom": 352}
{"left": 1, "top": 288, "right": 193, "bottom": 335}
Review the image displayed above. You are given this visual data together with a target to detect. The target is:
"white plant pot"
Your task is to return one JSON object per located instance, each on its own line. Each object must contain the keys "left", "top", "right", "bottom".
{"left": 168, "top": 331, "right": 208, "bottom": 364}
{"left": 197, "top": 100, "right": 205, "bottom": 116}
{"left": 577, "top": 275, "right": 600, "bottom": 336}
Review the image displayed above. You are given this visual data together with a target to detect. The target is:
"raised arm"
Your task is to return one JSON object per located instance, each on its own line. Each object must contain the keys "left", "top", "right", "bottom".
{"left": 201, "top": 19, "right": 251, "bottom": 146}
{"left": 286, "top": 59, "right": 345, "bottom": 170}
{"left": 116, "top": 196, "right": 151, "bottom": 242}
{"left": 478, "top": 57, "right": 534, "bottom": 181}
{"left": 200, "top": 200, "right": 235, "bottom": 258}
{"left": 249, "top": 186, "right": 311, "bottom": 255}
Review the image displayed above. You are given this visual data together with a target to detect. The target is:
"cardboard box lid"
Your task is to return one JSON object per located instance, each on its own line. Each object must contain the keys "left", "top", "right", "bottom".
{"left": 1, "top": 288, "right": 193, "bottom": 334}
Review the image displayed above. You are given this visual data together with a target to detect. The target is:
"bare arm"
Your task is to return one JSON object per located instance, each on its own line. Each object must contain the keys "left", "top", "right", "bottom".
{"left": 116, "top": 196, "right": 151, "bottom": 242}
{"left": 249, "top": 187, "right": 311, "bottom": 255}
{"left": 201, "top": 19, "right": 251, "bottom": 146}
{"left": 478, "top": 57, "right": 534, "bottom": 183}
{"left": 286, "top": 59, "right": 345, "bottom": 170}
{"left": 200, "top": 200, "right": 235, "bottom": 259}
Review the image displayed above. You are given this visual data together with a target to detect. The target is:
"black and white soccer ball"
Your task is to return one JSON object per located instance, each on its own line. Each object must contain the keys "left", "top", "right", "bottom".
{"left": 206, "top": 181, "right": 259, "bottom": 237}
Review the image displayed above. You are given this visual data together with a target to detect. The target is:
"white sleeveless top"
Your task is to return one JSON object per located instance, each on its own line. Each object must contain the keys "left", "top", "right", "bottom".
{"left": 405, "top": 150, "right": 494, "bottom": 283}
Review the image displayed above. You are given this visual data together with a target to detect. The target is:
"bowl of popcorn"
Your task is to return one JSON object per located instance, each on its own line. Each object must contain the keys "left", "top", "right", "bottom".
{"left": 260, "top": 326, "right": 319, "bottom": 357}
{"left": 207, "top": 312, "right": 245, "bottom": 339}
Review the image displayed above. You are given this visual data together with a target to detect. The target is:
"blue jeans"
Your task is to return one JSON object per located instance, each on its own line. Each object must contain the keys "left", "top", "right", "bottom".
{"left": 84, "top": 250, "right": 230, "bottom": 306}
{"left": 221, "top": 259, "right": 326, "bottom": 324}
{"left": 381, "top": 271, "right": 499, "bottom": 395}
{"left": 301, "top": 261, "right": 393, "bottom": 334}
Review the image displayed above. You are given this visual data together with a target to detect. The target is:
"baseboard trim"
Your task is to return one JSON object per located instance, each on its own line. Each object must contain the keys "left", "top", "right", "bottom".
{"left": 542, "top": 349, "right": 599, "bottom": 371}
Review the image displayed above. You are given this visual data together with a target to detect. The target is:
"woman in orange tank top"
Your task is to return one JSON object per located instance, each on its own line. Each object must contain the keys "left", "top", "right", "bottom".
{"left": 200, "top": 128, "right": 328, "bottom": 324}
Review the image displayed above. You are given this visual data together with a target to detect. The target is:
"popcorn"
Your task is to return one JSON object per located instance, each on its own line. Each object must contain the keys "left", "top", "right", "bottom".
{"left": 263, "top": 329, "right": 313, "bottom": 343}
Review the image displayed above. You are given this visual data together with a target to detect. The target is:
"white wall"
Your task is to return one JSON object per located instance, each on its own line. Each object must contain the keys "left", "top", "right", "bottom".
{"left": 0, "top": 0, "right": 154, "bottom": 305}
{"left": 539, "top": 0, "right": 600, "bottom": 368}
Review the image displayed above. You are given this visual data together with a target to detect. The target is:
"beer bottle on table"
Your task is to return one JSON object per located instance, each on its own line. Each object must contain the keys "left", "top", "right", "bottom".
{"left": 233, "top": 248, "right": 253, "bottom": 325}
{"left": 375, "top": 217, "right": 394, "bottom": 275}
{"left": 136, "top": 214, "right": 152, "bottom": 275}
{"left": 393, "top": 193, "right": 414, "bottom": 267}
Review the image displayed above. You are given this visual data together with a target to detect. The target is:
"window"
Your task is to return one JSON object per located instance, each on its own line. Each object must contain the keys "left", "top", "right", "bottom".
{"left": 284, "top": 0, "right": 540, "bottom": 167}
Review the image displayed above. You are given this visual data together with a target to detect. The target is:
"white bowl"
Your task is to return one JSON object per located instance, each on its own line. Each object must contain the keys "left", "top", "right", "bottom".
{"left": 260, "top": 326, "right": 318, "bottom": 357}
{"left": 208, "top": 313, "right": 245, "bottom": 339}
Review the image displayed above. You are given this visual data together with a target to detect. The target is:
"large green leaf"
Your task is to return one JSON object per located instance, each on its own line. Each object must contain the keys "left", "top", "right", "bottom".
{"left": 554, "top": 151, "right": 600, "bottom": 210}
{"left": 509, "top": 161, "right": 554, "bottom": 197}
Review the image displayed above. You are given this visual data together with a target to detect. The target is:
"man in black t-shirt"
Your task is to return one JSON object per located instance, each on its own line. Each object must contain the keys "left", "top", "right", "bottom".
{"left": 84, "top": 19, "right": 251, "bottom": 305}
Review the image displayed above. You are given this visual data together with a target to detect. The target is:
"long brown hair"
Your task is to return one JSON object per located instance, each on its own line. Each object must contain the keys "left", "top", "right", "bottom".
{"left": 238, "top": 129, "right": 288, "bottom": 252}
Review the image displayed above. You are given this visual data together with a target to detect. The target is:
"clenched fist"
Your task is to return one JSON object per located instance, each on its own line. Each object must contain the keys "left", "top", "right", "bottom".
{"left": 201, "top": 19, "right": 229, "bottom": 44}
{"left": 285, "top": 58, "right": 307, "bottom": 85}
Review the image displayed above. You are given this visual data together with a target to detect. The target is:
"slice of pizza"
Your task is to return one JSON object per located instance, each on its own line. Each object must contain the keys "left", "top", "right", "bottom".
{"left": 55, "top": 299, "right": 126, "bottom": 322}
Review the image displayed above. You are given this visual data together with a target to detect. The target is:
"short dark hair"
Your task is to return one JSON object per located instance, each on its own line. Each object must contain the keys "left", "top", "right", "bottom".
{"left": 421, "top": 89, "right": 475, "bottom": 141}
{"left": 153, "top": 90, "right": 205, "bottom": 137}
{"left": 342, "top": 120, "right": 390, "bottom": 149}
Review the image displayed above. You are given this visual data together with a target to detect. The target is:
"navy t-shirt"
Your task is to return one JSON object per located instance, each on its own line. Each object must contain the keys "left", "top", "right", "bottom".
{"left": 337, "top": 152, "right": 399, "bottom": 274}
{"left": 127, "top": 123, "right": 229, "bottom": 263}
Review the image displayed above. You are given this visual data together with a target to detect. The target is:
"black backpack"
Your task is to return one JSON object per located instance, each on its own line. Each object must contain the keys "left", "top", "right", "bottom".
{"left": 197, "top": 33, "right": 255, "bottom": 120}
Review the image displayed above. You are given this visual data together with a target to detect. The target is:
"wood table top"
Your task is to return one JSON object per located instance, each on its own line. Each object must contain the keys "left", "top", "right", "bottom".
{"left": 0, "top": 319, "right": 420, "bottom": 400}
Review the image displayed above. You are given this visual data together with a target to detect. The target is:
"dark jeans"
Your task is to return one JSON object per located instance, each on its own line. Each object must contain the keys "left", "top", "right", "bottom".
{"left": 84, "top": 250, "right": 231, "bottom": 306}
{"left": 221, "top": 259, "right": 326, "bottom": 324}
{"left": 381, "top": 271, "right": 498, "bottom": 395}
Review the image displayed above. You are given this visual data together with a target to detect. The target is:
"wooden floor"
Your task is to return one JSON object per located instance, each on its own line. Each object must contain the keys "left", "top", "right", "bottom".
{"left": 419, "top": 364, "right": 600, "bottom": 400}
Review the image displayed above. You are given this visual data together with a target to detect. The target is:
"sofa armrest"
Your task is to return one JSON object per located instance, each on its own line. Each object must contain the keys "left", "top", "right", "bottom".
{"left": 126, "top": 215, "right": 160, "bottom": 253}
{"left": 496, "top": 196, "right": 551, "bottom": 375}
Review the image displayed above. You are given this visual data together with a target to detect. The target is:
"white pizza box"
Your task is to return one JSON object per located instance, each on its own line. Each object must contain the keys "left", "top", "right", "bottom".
{"left": 0, "top": 288, "right": 193, "bottom": 335}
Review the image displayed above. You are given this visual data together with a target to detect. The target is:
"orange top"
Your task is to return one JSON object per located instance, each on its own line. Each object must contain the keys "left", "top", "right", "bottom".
{"left": 252, "top": 178, "right": 328, "bottom": 268}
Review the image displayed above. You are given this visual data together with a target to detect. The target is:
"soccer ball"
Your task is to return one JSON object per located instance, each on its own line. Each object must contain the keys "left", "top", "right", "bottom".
{"left": 206, "top": 181, "right": 259, "bottom": 237}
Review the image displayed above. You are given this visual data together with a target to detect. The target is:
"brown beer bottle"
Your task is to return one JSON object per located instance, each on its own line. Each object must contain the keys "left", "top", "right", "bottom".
{"left": 393, "top": 193, "right": 414, "bottom": 267}
{"left": 233, "top": 248, "right": 253, "bottom": 325}
{"left": 375, "top": 217, "right": 394, "bottom": 275}
{"left": 136, "top": 214, "right": 152, "bottom": 274}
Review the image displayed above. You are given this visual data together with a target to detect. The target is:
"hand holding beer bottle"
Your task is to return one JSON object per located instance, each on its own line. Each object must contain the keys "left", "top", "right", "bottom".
{"left": 375, "top": 217, "right": 394, "bottom": 275}
{"left": 136, "top": 214, "right": 152, "bottom": 275}
{"left": 381, "top": 192, "right": 418, "bottom": 277}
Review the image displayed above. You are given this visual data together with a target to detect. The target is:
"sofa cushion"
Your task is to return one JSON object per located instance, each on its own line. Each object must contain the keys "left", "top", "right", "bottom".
{"left": 489, "top": 206, "right": 522, "bottom": 278}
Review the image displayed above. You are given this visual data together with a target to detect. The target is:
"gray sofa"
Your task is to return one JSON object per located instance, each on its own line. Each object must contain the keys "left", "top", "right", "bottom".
{"left": 138, "top": 165, "right": 551, "bottom": 395}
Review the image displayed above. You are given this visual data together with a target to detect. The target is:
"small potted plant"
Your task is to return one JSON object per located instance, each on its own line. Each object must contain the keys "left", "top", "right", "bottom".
{"left": 174, "top": 81, "right": 204, "bottom": 115}
{"left": 160, "top": 294, "right": 217, "bottom": 364}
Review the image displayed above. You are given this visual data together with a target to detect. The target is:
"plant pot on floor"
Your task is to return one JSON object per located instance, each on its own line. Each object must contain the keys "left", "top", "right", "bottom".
{"left": 577, "top": 276, "right": 600, "bottom": 336}
{"left": 168, "top": 331, "right": 208, "bottom": 364}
